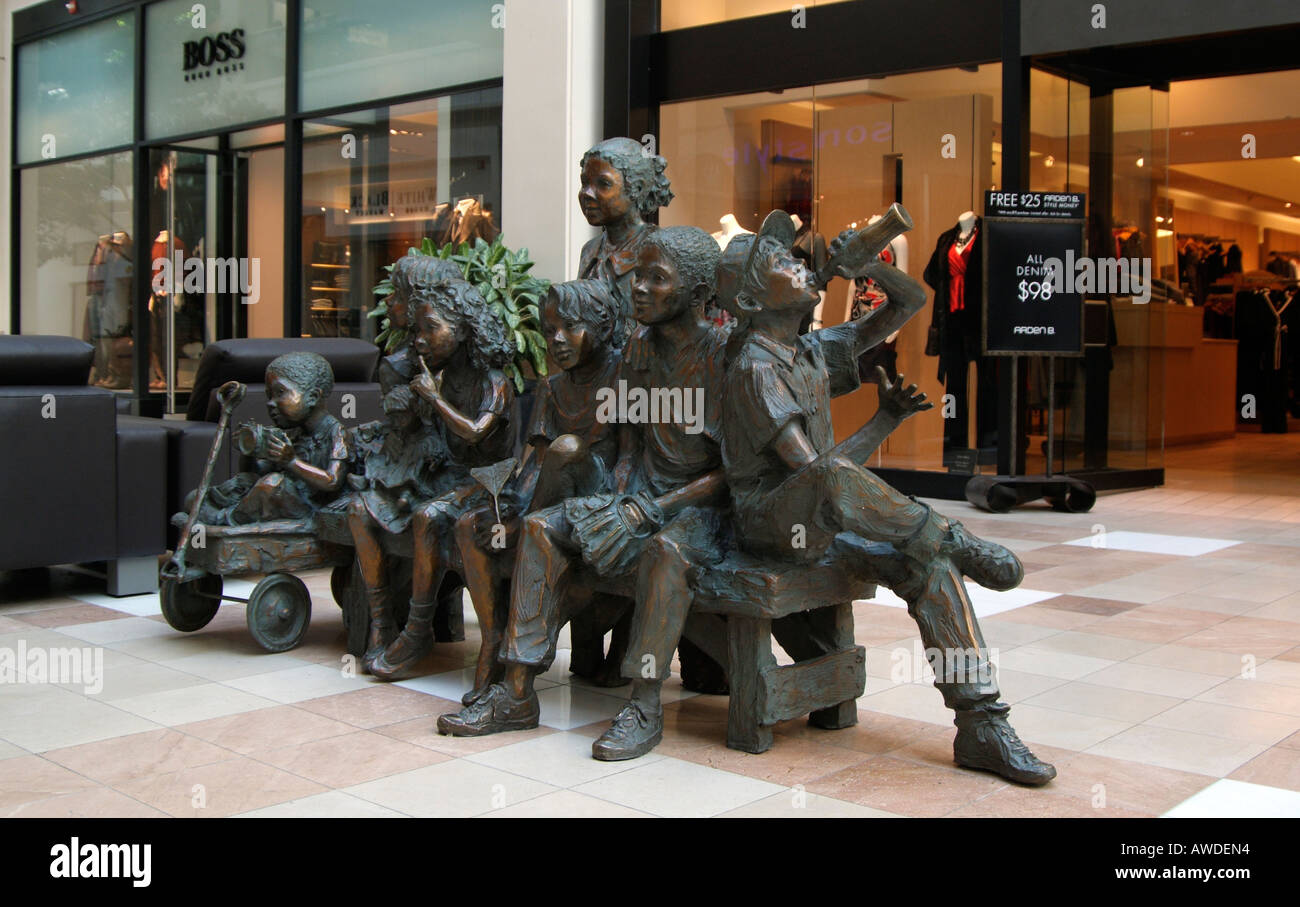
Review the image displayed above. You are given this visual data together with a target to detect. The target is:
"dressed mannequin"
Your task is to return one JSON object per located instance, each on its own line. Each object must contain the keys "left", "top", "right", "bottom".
{"left": 1236, "top": 285, "right": 1298, "bottom": 432}
{"left": 712, "top": 213, "right": 751, "bottom": 249}
{"left": 924, "top": 211, "right": 997, "bottom": 454}
{"left": 845, "top": 215, "right": 909, "bottom": 381}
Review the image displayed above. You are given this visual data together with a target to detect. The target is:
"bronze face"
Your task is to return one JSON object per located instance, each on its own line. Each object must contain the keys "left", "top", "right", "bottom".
{"left": 265, "top": 371, "right": 314, "bottom": 428}
{"left": 578, "top": 157, "right": 632, "bottom": 228}
{"left": 387, "top": 292, "right": 411, "bottom": 331}
{"left": 753, "top": 239, "right": 819, "bottom": 312}
{"left": 541, "top": 293, "right": 596, "bottom": 371}
{"left": 631, "top": 245, "right": 690, "bottom": 325}
{"left": 412, "top": 301, "right": 458, "bottom": 371}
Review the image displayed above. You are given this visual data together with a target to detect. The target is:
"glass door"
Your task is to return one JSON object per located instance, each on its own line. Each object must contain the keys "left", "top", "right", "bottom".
{"left": 146, "top": 144, "right": 240, "bottom": 412}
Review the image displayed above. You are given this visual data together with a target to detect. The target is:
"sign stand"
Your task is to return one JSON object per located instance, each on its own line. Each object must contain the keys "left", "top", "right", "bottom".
{"left": 965, "top": 191, "right": 1095, "bottom": 513}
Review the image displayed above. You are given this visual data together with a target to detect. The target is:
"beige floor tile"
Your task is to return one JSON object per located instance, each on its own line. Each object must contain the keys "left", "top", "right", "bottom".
{"left": 1255, "top": 659, "right": 1300, "bottom": 688}
{"left": 158, "top": 650, "right": 312, "bottom": 682}
{"left": 1082, "top": 661, "right": 1226, "bottom": 699}
{"left": 234, "top": 790, "right": 406, "bottom": 818}
{"left": 7, "top": 786, "right": 167, "bottom": 818}
{"left": 112, "top": 683, "right": 277, "bottom": 727}
{"left": 250, "top": 728, "right": 449, "bottom": 787}
{"left": 976, "top": 618, "right": 1064, "bottom": 648}
{"left": 1042, "top": 751, "right": 1214, "bottom": 814}
{"left": 0, "top": 754, "right": 99, "bottom": 813}
{"left": 1198, "top": 574, "right": 1298, "bottom": 604}
{"left": 1026, "top": 682, "right": 1181, "bottom": 724}
{"left": 177, "top": 705, "right": 355, "bottom": 755}
{"left": 0, "top": 739, "right": 27, "bottom": 760}
{"left": 481, "top": 789, "right": 654, "bottom": 818}
{"left": 43, "top": 728, "right": 236, "bottom": 785}
{"left": 1029, "top": 630, "right": 1160, "bottom": 661}
{"left": 1130, "top": 643, "right": 1259, "bottom": 677}
{"left": 947, "top": 784, "right": 1152, "bottom": 817}
{"left": 1176, "top": 615, "right": 1300, "bottom": 659}
{"left": 1148, "top": 592, "right": 1262, "bottom": 616}
{"left": 994, "top": 646, "right": 1116, "bottom": 681}
{"left": 223, "top": 664, "right": 374, "bottom": 704}
{"left": 1227, "top": 746, "right": 1300, "bottom": 792}
{"left": 805, "top": 755, "right": 1004, "bottom": 818}
{"left": 62, "top": 661, "right": 209, "bottom": 702}
{"left": 16, "top": 603, "right": 135, "bottom": 628}
{"left": 1145, "top": 699, "right": 1300, "bottom": 746}
{"left": 857, "top": 682, "right": 954, "bottom": 727}
{"left": 1247, "top": 595, "right": 1300, "bottom": 624}
{"left": 0, "top": 690, "right": 160, "bottom": 753}
{"left": 1086, "top": 605, "right": 1228, "bottom": 644}
{"left": 115, "top": 756, "right": 328, "bottom": 818}
{"left": 465, "top": 730, "right": 663, "bottom": 788}
{"left": 296, "top": 685, "right": 447, "bottom": 729}
{"left": 1194, "top": 678, "right": 1300, "bottom": 716}
{"left": 676, "top": 734, "right": 874, "bottom": 788}
{"left": 719, "top": 790, "right": 900, "bottom": 818}
{"left": 344, "top": 760, "right": 558, "bottom": 818}
{"left": 572, "top": 756, "right": 785, "bottom": 818}
{"left": 52, "top": 617, "right": 175, "bottom": 645}
{"left": 1085, "top": 725, "right": 1267, "bottom": 777}
{"left": 994, "top": 703, "right": 1132, "bottom": 751}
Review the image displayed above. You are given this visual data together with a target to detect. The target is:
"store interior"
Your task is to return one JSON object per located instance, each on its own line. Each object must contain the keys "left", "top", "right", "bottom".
{"left": 660, "top": 66, "right": 1300, "bottom": 482}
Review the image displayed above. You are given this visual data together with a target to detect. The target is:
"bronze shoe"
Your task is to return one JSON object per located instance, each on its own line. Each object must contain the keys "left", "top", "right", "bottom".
{"left": 953, "top": 705, "right": 1056, "bottom": 785}
{"left": 437, "top": 684, "right": 540, "bottom": 737}
{"left": 591, "top": 701, "right": 663, "bottom": 761}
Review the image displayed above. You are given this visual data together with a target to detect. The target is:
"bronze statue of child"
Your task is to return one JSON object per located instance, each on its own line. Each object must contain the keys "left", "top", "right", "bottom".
{"left": 364, "top": 271, "right": 517, "bottom": 680}
{"left": 376, "top": 255, "right": 464, "bottom": 394}
{"left": 715, "top": 210, "right": 1055, "bottom": 785}
{"left": 578, "top": 137, "right": 675, "bottom": 343}
{"left": 190, "top": 351, "right": 350, "bottom": 526}
{"left": 452, "top": 278, "right": 624, "bottom": 705}
{"left": 437, "top": 226, "right": 733, "bottom": 762}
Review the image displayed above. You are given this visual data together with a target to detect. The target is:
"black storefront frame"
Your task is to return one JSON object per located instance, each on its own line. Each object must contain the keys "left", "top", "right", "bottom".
{"left": 10, "top": 0, "right": 504, "bottom": 414}
{"left": 606, "top": 0, "right": 1173, "bottom": 497}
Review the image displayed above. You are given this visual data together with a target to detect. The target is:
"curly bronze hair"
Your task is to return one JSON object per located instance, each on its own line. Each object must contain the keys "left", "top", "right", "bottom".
{"left": 645, "top": 226, "right": 720, "bottom": 302}
{"left": 581, "top": 137, "right": 674, "bottom": 217}
{"left": 411, "top": 274, "right": 515, "bottom": 373}
{"left": 546, "top": 279, "right": 621, "bottom": 350}
{"left": 266, "top": 351, "right": 334, "bottom": 400}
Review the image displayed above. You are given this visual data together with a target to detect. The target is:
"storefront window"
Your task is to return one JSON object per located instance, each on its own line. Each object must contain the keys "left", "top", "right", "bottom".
{"left": 299, "top": 0, "right": 504, "bottom": 114}
{"left": 660, "top": 0, "right": 854, "bottom": 31}
{"left": 15, "top": 13, "right": 134, "bottom": 164}
{"left": 145, "top": 0, "right": 287, "bottom": 140}
{"left": 661, "top": 65, "right": 1002, "bottom": 473}
{"left": 19, "top": 153, "right": 136, "bottom": 390}
{"left": 300, "top": 87, "right": 503, "bottom": 339}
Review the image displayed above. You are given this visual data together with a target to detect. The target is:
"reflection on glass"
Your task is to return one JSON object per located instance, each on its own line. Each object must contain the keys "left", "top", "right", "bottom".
{"left": 148, "top": 149, "right": 217, "bottom": 405}
{"left": 19, "top": 153, "right": 135, "bottom": 391}
{"left": 661, "top": 66, "right": 1003, "bottom": 472}
{"left": 660, "top": 0, "right": 854, "bottom": 31}
{"left": 301, "top": 88, "right": 503, "bottom": 339}
{"left": 15, "top": 14, "right": 135, "bottom": 163}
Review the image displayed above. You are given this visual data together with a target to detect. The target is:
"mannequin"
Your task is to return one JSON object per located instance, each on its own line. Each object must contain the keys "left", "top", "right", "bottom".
{"left": 1236, "top": 284, "right": 1298, "bottom": 432}
{"left": 924, "top": 212, "right": 997, "bottom": 454}
{"left": 712, "top": 213, "right": 750, "bottom": 249}
{"left": 791, "top": 213, "right": 829, "bottom": 333}
{"left": 844, "top": 214, "right": 908, "bottom": 380}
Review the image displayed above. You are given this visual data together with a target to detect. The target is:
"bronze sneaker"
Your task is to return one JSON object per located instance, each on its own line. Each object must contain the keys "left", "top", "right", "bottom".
{"left": 942, "top": 521, "right": 1024, "bottom": 591}
{"left": 436, "top": 684, "right": 540, "bottom": 737}
{"left": 592, "top": 701, "right": 663, "bottom": 761}
{"left": 953, "top": 706, "right": 1056, "bottom": 785}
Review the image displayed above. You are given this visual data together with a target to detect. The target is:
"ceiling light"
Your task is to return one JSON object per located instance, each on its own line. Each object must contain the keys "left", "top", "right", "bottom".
{"left": 1136, "top": 157, "right": 1144, "bottom": 167}
{"left": 1044, "top": 155, "right": 1055, "bottom": 167}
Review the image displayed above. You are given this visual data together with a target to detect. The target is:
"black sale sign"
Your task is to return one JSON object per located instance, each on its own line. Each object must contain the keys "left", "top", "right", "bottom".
{"left": 981, "top": 192, "right": 1086, "bottom": 357}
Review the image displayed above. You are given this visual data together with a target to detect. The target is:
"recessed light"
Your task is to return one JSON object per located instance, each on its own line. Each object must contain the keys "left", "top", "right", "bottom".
{"left": 1136, "top": 157, "right": 1144, "bottom": 167}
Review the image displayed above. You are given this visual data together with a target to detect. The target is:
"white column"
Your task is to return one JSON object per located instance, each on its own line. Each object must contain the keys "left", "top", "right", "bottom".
{"left": 501, "top": 0, "right": 604, "bottom": 285}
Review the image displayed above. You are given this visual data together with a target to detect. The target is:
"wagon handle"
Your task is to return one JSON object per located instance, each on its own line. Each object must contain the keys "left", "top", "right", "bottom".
{"left": 162, "top": 381, "right": 247, "bottom": 580}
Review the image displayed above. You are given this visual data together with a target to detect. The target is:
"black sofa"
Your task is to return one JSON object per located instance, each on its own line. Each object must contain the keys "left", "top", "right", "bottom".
{"left": 0, "top": 335, "right": 168, "bottom": 595}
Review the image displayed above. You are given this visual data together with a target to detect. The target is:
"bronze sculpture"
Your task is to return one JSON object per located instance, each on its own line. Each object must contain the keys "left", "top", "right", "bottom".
{"left": 714, "top": 210, "right": 1055, "bottom": 784}
{"left": 362, "top": 260, "right": 517, "bottom": 680}
{"left": 452, "top": 279, "right": 625, "bottom": 704}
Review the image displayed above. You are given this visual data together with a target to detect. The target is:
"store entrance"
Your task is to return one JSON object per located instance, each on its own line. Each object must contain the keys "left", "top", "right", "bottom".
{"left": 145, "top": 133, "right": 284, "bottom": 414}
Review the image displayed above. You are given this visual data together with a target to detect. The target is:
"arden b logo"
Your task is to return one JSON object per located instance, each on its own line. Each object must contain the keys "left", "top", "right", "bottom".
{"left": 183, "top": 28, "right": 247, "bottom": 82}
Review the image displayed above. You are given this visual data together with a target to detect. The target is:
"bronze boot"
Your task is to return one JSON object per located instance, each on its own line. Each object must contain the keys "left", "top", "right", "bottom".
{"left": 360, "top": 586, "right": 397, "bottom": 675}
{"left": 369, "top": 599, "right": 435, "bottom": 682}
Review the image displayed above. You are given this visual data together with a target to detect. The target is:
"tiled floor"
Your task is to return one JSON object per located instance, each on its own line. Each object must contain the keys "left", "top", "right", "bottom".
{"left": 3, "top": 432, "right": 1300, "bottom": 818}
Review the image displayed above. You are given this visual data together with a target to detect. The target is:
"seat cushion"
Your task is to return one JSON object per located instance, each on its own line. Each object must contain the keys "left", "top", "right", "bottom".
{"left": 0, "top": 335, "right": 93, "bottom": 386}
{"left": 187, "top": 338, "right": 380, "bottom": 421}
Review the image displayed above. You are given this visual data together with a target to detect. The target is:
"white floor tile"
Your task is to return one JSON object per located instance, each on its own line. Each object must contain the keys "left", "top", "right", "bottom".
{"left": 535, "top": 685, "right": 628, "bottom": 730}
{"left": 466, "top": 731, "right": 664, "bottom": 787}
{"left": 1162, "top": 778, "right": 1300, "bottom": 818}
{"left": 858, "top": 585, "right": 1058, "bottom": 617}
{"left": 572, "top": 756, "right": 786, "bottom": 818}
{"left": 224, "top": 663, "right": 373, "bottom": 704}
{"left": 1063, "top": 531, "right": 1240, "bottom": 557}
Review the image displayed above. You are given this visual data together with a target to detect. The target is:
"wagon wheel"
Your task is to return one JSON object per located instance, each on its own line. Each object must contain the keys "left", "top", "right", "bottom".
{"left": 339, "top": 566, "right": 369, "bottom": 659}
{"left": 160, "top": 574, "right": 223, "bottom": 632}
{"left": 330, "top": 561, "right": 353, "bottom": 607}
{"left": 246, "top": 573, "right": 312, "bottom": 652}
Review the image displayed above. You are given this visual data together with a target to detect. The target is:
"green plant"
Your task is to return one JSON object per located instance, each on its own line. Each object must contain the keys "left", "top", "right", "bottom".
{"left": 370, "top": 235, "right": 549, "bottom": 393}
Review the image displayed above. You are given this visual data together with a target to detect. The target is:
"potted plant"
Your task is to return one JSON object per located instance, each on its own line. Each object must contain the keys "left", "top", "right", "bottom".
{"left": 370, "top": 235, "right": 550, "bottom": 394}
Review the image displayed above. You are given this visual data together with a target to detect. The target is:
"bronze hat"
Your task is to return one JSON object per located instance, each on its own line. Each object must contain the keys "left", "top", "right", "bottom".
{"left": 716, "top": 210, "right": 798, "bottom": 314}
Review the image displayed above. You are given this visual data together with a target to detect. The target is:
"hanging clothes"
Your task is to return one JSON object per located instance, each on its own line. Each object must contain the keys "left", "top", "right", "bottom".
{"left": 1236, "top": 288, "right": 1297, "bottom": 433}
